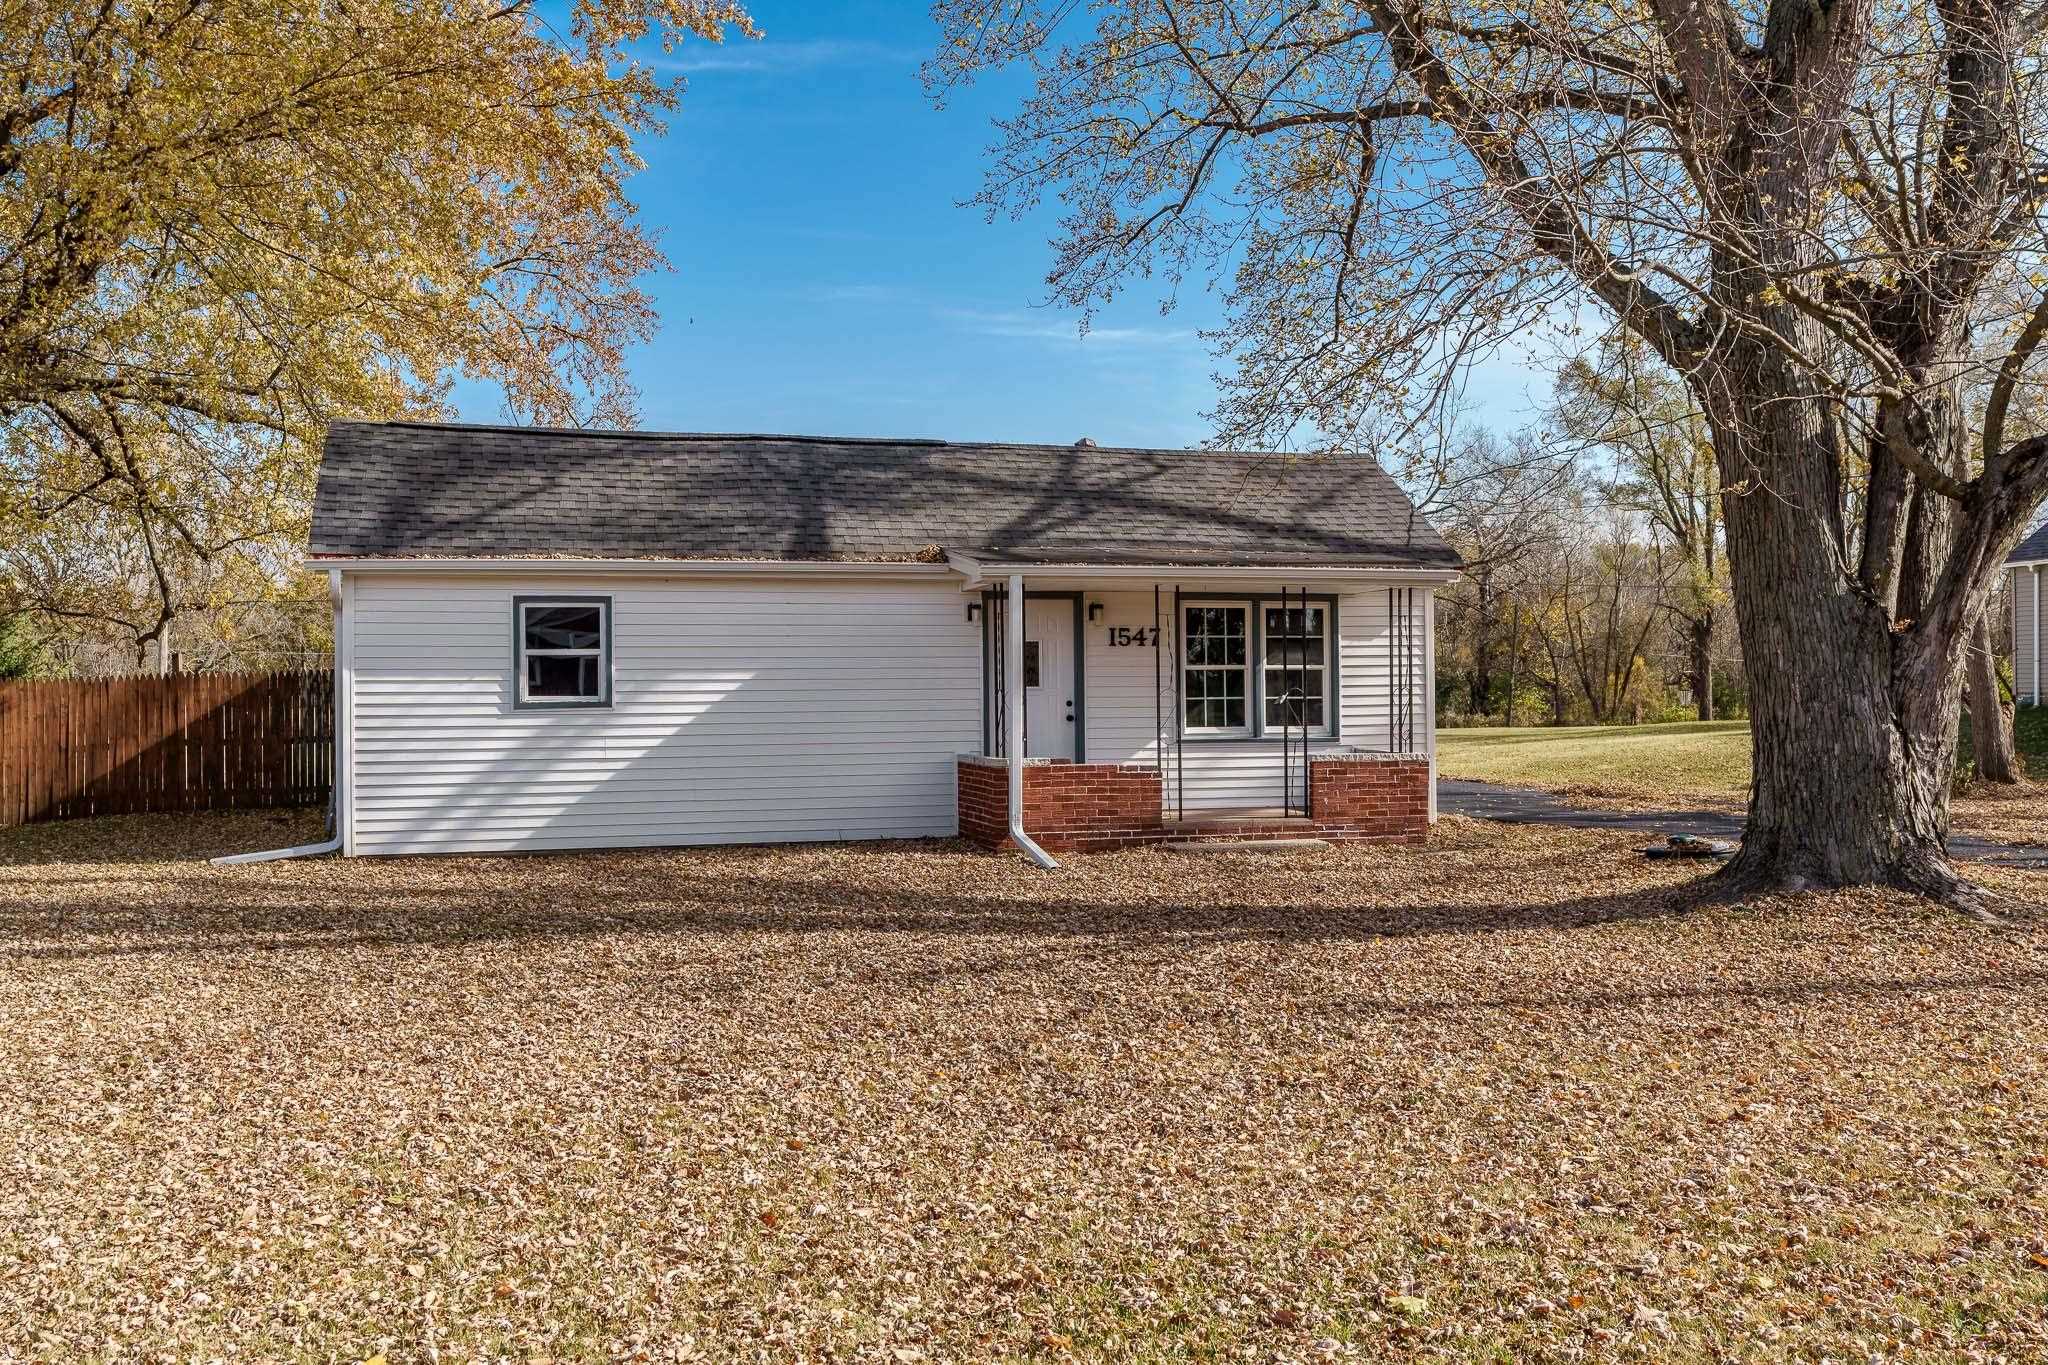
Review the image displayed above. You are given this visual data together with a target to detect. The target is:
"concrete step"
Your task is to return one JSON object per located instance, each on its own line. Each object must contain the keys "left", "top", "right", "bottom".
{"left": 1163, "top": 838, "right": 1331, "bottom": 854}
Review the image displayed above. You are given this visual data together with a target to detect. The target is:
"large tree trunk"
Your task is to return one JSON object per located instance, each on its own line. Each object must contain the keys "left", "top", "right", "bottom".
{"left": 1708, "top": 350, "right": 1971, "bottom": 901}
{"left": 1968, "top": 613, "right": 2020, "bottom": 783}
{"left": 1689, "top": 613, "right": 1714, "bottom": 721}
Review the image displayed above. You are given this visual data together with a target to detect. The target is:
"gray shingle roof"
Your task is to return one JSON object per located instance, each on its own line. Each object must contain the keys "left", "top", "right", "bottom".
{"left": 2009, "top": 521, "right": 2048, "bottom": 565}
{"left": 310, "top": 421, "right": 1460, "bottom": 570}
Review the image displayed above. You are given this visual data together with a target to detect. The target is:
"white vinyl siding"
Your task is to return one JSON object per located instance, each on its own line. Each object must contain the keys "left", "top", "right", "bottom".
{"left": 345, "top": 573, "right": 981, "bottom": 855}
{"left": 2020, "top": 568, "right": 2043, "bottom": 705}
{"left": 1080, "top": 586, "right": 1430, "bottom": 812}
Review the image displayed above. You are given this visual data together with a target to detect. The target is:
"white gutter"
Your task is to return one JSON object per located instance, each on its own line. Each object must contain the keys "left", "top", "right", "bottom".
{"left": 310, "top": 556, "right": 955, "bottom": 579}
{"left": 212, "top": 569, "right": 351, "bottom": 866}
{"left": 949, "top": 554, "right": 1461, "bottom": 589}
{"left": 1004, "top": 571, "right": 1059, "bottom": 870}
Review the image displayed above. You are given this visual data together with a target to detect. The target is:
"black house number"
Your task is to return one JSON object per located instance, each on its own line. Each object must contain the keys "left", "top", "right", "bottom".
{"left": 1106, "top": 626, "right": 1159, "bottom": 647}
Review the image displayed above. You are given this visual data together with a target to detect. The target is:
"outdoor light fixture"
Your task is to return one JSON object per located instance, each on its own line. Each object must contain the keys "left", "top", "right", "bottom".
{"left": 966, "top": 601, "right": 981, "bottom": 622}
{"left": 1088, "top": 602, "right": 1104, "bottom": 622}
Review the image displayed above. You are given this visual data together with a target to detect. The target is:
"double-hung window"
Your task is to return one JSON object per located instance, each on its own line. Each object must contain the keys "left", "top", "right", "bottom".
{"left": 1262, "top": 604, "right": 1329, "bottom": 733}
{"left": 514, "top": 596, "right": 611, "bottom": 707}
{"left": 1182, "top": 604, "right": 1252, "bottom": 735}
{"left": 1180, "top": 600, "right": 1333, "bottom": 739}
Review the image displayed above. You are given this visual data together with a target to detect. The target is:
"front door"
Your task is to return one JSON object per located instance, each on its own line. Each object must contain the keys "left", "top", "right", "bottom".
{"left": 1023, "top": 600, "right": 1076, "bottom": 759}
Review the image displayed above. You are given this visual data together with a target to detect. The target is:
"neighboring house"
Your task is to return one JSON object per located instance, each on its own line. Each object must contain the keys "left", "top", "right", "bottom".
{"left": 2011, "top": 523, "right": 2048, "bottom": 704}
{"left": 307, "top": 421, "right": 1460, "bottom": 858}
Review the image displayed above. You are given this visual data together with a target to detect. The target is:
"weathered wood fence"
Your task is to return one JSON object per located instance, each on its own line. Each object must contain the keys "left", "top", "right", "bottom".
{"left": 0, "top": 671, "right": 333, "bottom": 827}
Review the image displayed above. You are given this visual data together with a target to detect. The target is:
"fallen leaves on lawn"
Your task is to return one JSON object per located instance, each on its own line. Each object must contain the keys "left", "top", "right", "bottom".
{"left": 1, "top": 810, "right": 2045, "bottom": 1361}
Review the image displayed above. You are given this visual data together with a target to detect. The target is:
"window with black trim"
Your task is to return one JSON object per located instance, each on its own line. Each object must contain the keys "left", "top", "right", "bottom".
{"left": 515, "top": 597, "right": 610, "bottom": 706}
{"left": 1182, "top": 604, "right": 1250, "bottom": 734}
{"left": 1262, "top": 604, "right": 1330, "bottom": 732}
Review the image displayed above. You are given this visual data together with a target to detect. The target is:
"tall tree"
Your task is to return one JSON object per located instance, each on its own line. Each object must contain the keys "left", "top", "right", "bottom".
{"left": 932, "top": 0, "right": 2048, "bottom": 907}
{"left": 1425, "top": 428, "right": 1574, "bottom": 716}
{"left": 0, "top": 0, "right": 754, "bottom": 659}
{"left": 1553, "top": 338, "right": 1727, "bottom": 720}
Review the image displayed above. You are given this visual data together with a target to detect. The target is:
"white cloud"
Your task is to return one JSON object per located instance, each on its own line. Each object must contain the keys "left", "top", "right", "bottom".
{"left": 653, "top": 37, "right": 923, "bottom": 75}
{"left": 941, "top": 307, "right": 1199, "bottom": 347}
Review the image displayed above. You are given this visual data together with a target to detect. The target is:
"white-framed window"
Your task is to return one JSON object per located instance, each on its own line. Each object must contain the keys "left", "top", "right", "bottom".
{"left": 1179, "top": 598, "right": 1337, "bottom": 739}
{"left": 1182, "top": 603, "right": 1252, "bottom": 735}
{"left": 513, "top": 595, "right": 611, "bottom": 707}
{"left": 1262, "top": 603, "right": 1331, "bottom": 734}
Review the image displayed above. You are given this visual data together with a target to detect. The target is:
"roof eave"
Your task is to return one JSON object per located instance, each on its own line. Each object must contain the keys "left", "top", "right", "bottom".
{"left": 307, "top": 555, "right": 960, "bottom": 578}
{"left": 947, "top": 552, "right": 1461, "bottom": 589}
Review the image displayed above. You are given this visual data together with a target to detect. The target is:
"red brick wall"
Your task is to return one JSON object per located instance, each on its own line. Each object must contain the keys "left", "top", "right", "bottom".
{"left": 960, "top": 753, "right": 1428, "bottom": 852}
{"left": 1305, "top": 754, "right": 1430, "bottom": 842}
{"left": 957, "top": 759, "right": 1165, "bottom": 851}
{"left": 957, "top": 758, "right": 1011, "bottom": 847}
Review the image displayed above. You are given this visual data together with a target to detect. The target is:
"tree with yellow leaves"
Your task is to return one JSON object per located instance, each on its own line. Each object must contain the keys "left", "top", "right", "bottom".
{"left": 0, "top": 0, "right": 753, "bottom": 663}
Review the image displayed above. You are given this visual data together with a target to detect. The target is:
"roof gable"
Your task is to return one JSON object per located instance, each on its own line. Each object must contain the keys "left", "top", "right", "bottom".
{"left": 309, "top": 422, "right": 1460, "bottom": 571}
{"left": 2010, "top": 521, "right": 2048, "bottom": 565}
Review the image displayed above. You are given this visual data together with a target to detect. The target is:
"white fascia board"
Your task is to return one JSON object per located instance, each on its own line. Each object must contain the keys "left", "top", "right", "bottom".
{"left": 952, "top": 560, "right": 1463, "bottom": 589}
{"left": 2009, "top": 558, "right": 2048, "bottom": 571}
{"left": 309, "top": 557, "right": 959, "bottom": 580}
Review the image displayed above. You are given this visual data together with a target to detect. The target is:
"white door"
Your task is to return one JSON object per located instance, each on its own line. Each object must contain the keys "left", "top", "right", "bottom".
{"left": 1023, "top": 600, "right": 1076, "bottom": 759}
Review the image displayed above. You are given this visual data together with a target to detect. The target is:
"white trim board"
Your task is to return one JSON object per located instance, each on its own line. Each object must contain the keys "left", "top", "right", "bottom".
{"left": 311, "top": 557, "right": 956, "bottom": 579}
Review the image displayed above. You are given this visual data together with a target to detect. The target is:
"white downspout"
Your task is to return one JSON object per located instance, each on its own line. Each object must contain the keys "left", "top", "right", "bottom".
{"left": 2033, "top": 567, "right": 2041, "bottom": 706}
{"left": 212, "top": 569, "right": 349, "bottom": 866}
{"left": 1005, "top": 572, "right": 1059, "bottom": 869}
{"left": 1423, "top": 587, "right": 1438, "bottom": 824}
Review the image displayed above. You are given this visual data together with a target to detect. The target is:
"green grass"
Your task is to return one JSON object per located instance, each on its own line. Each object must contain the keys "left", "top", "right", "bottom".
{"left": 1443, "top": 708, "right": 2048, "bottom": 805}
{"left": 1437, "top": 721, "right": 1753, "bottom": 803}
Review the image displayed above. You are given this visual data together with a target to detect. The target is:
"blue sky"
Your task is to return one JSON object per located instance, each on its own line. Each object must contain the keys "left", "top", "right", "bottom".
{"left": 459, "top": 2, "right": 1553, "bottom": 448}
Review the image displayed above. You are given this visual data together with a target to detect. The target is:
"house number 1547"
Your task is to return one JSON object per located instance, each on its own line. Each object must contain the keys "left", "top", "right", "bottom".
{"left": 1106, "top": 626, "right": 1159, "bottom": 647}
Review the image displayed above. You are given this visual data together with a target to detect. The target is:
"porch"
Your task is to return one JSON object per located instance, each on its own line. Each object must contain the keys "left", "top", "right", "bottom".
{"left": 953, "top": 558, "right": 1444, "bottom": 853}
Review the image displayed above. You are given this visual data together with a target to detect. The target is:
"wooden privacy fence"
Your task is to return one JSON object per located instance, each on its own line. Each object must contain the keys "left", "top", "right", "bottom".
{"left": 0, "top": 671, "right": 333, "bottom": 828}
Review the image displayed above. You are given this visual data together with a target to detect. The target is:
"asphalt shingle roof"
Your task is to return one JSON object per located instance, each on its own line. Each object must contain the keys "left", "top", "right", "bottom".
{"left": 310, "top": 421, "right": 1460, "bottom": 570}
{"left": 2009, "top": 522, "right": 2048, "bottom": 565}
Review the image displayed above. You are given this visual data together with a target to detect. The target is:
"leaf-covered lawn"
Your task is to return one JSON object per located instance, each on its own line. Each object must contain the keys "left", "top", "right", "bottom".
{"left": 4, "top": 811, "right": 2047, "bottom": 1362}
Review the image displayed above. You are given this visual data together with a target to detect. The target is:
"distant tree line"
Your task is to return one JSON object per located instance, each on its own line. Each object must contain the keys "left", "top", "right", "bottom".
{"left": 1428, "top": 341, "right": 1743, "bottom": 728}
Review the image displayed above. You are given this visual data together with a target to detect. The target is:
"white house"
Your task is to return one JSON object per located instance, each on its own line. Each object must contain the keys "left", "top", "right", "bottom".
{"left": 2010, "top": 523, "right": 2048, "bottom": 704}
{"left": 304, "top": 421, "right": 1461, "bottom": 858}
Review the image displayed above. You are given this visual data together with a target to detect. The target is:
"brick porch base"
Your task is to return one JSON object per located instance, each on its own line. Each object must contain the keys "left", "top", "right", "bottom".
{"left": 957, "top": 752, "right": 1429, "bottom": 853}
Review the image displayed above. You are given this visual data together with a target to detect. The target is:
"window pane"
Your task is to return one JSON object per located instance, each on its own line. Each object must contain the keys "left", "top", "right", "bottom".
{"left": 1265, "top": 667, "right": 1327, "bottom": 728}
{"left": 525, "top": 605, "right": 602, "bottom": 650}
{"left": 1023, "top": 640, "right": 1042, "bottom": 688}
{"left": 1264, "top": 606, "right": 1325, "bottom": 664}
{"left": 1185, "top": 668, "right": 1252, "bottom": 728}
{"left": 528, "top": 653, "right": 600, "bottom": 699}
{"left": 1182, "top": 606, "right": 1250, "bottom": 730}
